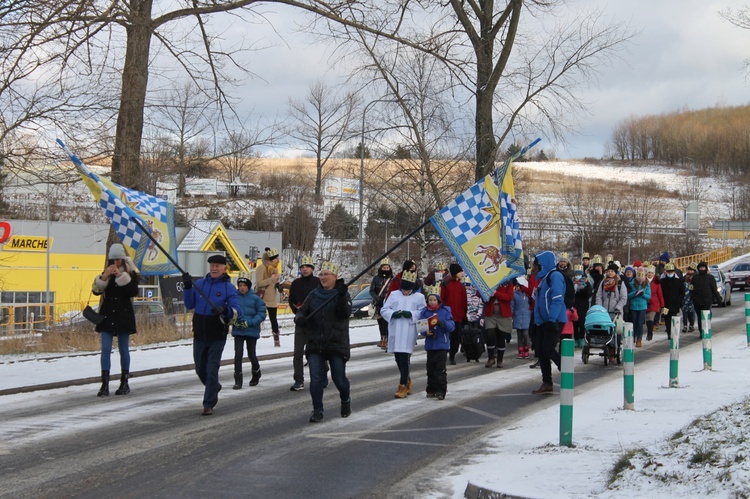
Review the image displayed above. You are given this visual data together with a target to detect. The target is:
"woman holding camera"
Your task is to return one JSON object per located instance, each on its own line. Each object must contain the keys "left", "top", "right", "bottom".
{"left": 91, "top": 243, "right": 139, "bottom": 397}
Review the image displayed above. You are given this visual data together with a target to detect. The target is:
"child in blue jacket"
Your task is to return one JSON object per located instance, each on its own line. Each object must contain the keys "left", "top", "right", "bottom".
{"left": 232, "top": 273, "right": 267, "bottom": 389}
{"left": 419, "top": 286, "right": 456, "bottom": 400}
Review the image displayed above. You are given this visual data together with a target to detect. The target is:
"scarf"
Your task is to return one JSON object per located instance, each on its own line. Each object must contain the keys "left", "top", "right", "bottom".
{"left": 426, "top": 303, "right": 440, "bottom": 312}
{"left": 603, "top": 276, "right": 617, "bottom": 293}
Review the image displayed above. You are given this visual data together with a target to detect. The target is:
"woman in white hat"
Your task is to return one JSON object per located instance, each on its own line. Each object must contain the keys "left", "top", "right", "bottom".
{"left": 91, "top": 243, "right": 139, "bottom": 397}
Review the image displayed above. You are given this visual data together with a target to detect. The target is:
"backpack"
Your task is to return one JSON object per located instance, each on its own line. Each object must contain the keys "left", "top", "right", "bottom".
{"left": 546, "top": 269, "right": 575, "bottom": 309}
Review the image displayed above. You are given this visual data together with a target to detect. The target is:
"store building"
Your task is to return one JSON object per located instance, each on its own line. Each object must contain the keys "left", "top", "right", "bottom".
{"left": 0, "top": 219, "right": 281, "bottom": 332}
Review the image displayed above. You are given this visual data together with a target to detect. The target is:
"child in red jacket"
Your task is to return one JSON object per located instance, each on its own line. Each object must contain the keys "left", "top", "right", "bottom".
{"left": 560, "top": 307, "right": 579, "bottom": 341}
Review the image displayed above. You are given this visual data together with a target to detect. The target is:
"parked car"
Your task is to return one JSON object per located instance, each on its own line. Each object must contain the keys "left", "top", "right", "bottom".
{"left": 710, "top": 269, "right": 732, "bottom": 307}
{"left": 725, "top": 262, "right": 750, "bottom": 290}
{"left": 350, "top": 285, "right": 372, "bottom": 319}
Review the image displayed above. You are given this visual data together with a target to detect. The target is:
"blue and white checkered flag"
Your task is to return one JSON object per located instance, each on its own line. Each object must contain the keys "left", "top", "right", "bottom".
{"left": 57, "top": 139, "right": 179, "bottom": 276}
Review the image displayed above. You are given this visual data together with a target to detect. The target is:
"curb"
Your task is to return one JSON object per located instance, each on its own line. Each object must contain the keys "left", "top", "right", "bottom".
{"left": 0, "top": 341, "right": 379, "bottom": 396}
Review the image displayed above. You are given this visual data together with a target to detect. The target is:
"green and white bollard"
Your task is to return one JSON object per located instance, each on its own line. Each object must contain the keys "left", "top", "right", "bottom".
{"left": 669, "top": 316, "right": 681, "bottom": 388}
{"left": 745, "top": 293, "right": 750, "bottom": 346}
{"left": 559, "top": 338, "right": 575, "bottom": 447}
{"left": 701, "top": 309, "right": 713, "bottom": 370}
{"left": 622, "top": 322, "right": 634, "bottom": 410}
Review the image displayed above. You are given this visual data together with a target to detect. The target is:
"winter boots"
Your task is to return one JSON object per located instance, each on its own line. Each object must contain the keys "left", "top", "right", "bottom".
{"left": 496, "top": 350, "right": 505, "bottom": 369}
{"left": 406, "top": 378, "right": 413, "bottom": 395}
{"left": 115, "top": 370, "right": 130, "bottom": 395}
{"left": 532, "top": 383, "right": 553, "bottom": 395}
{"left": 233, "top": 372, "right": 243, "bottom": 390}
{"left": 395, "top": 384, "right": 408, "bottom": 398}
{"left": 485, "top": 357, "right": 496, "bottom": 368}
{"left": 97, "top": 370, "right": 110, "bottom": 397}
{"left": 341, "top": 398, "right": 352, "bottom": 418}
{"left": 636, "top": 339, "right": 643, "bottom": 347}
{"left": 273, "top": 331, "right": 280, "bottom": 347}
{"left": 517, "top": 346, "right": 531, "bottom": 359}
{"left": 249, "top": 369, "right": 261, "bottom": 386}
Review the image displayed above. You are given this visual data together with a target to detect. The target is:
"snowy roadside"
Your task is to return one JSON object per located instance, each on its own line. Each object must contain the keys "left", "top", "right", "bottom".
{"left": 438, "top": 308, "right": 750, "bottom": 498}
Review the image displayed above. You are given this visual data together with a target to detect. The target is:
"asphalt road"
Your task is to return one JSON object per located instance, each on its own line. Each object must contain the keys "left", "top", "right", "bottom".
{"left": 0, "top": 296, "right": 742, "bottom": 499}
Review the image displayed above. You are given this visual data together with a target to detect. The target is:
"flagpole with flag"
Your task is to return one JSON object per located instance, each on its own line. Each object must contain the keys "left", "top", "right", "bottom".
{"left": 430, "top": 138, "right": 540, "bottom": 301}
{"left": 56, "top": 139, "right": 180, "bottom": 277}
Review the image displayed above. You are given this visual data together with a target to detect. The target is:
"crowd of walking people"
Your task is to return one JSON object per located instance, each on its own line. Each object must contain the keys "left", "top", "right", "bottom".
{"left": 89, "top": 246, "right": 723, "bottom": 422}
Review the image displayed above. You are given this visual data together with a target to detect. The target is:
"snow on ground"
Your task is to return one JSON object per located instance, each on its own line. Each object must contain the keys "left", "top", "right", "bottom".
{"left": 3, "top": 298, "right": 750, "bottom": 497}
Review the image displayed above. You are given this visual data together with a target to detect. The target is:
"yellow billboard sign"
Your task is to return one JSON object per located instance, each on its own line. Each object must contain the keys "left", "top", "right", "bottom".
{"left": 3, "top": 236, "right": 52, "bottom": 251}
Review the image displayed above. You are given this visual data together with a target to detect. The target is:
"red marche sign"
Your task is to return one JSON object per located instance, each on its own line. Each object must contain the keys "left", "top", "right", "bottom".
{"left": 0, "top": 221, "right": 11, "bottom": 244}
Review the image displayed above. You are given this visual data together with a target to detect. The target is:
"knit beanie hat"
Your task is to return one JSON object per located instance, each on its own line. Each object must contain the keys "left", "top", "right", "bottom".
{"left": 449, "top": 263, "right": 463, "bottom": 277}
{"left": 633, "top": 259, "right": 643, "bottom": 267}
{"left": 108, "top": 243, "right": 127, "bottom": 260}
{"left": 606, "top": 262, "right": 619, "bottom": 272}
{"left": 660, "top": 252, "right": 670, "bottom": 263}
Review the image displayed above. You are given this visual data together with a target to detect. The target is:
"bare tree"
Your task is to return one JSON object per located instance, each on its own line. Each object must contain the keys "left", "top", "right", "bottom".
{"left": 148, "top": 82, "right": 217, "bottom": 196}
{"left": 720, "top": 5, "right": 750, "bottom": 79}
{"left": 214, "top": 126, "right": 276, "bottom": 197}
{"left": 286, "top": 81, "right": 358, "bottom": 203}
{"left": 324, "top": 2, "right": 635, "bottom": 180}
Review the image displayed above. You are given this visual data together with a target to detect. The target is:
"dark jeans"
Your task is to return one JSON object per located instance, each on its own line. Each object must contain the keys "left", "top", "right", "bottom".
{"left": 425, "top": 349, "right": 448, "bottom": 396}
{"left": 377, "top": 316, "right": 389, "bottom": 338}
{"left": 394, "top": 352, "right": 411, "bottom": 385}
{"left": 307, "top": 352, "right": 349, "bottom": 412}
{"left": 233, "top": 336, "right": 259, "bottom": 372}
{"left": 194, "top": 338, "right": 226, "bottom": 409}
{"left": 538, "top": 322, "right": 562, "bottom": 385}
{"left": 449, "top": 322, "right": 464, "bottom": 360}
{"left": 100, "top": 332, "right": 131, "bottom": 371}
{"left": 268, "top": 307, "right": 279, "bottom": 333}
{"left": 485, "top": 327, "right": 507, "bottom": 359}
{"left": 630, "top": 309, "right": 646, "bottom": 341}
{"left": 293, "top": 325, "right": 307, "bottom": 382}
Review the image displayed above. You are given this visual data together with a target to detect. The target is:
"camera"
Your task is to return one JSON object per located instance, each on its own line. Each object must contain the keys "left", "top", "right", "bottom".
{"left": 107, "top": 259, "right": 115, "bottom": 266}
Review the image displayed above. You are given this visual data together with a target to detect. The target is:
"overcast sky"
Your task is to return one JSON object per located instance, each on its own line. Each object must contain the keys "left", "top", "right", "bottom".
{"left": 212, "top": 1, "right": 749, "bottom": 160}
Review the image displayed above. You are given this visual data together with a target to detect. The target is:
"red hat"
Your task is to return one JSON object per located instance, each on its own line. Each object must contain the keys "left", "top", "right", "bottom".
{"left": 633, "top": 259, "right": 642, "bottom": 267}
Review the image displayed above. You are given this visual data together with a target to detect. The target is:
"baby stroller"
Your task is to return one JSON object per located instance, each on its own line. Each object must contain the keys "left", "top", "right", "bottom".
{"left": 582, "top": 305, "right": 621, "bottom": 366}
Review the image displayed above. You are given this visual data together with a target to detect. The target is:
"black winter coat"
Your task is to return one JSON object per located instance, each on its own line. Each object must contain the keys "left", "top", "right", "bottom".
{"left": 288, "top": 274, "right": 321, "bottom": 314}
{"left": 93, "top": 272, "right": 139, "bottom": 335}
{"left": 297, "top": 279, "right": 352, "bottom": 360}
{"left": 691, "top": 271, "right": 722, "bottom": 310}
{"left": 660, "top": 274, "right": 684, "bottom": 312}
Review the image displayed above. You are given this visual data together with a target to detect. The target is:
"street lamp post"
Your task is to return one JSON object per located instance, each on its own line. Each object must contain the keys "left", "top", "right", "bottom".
{"left": 359, "top": 98, "right": 398, "bottom": 272}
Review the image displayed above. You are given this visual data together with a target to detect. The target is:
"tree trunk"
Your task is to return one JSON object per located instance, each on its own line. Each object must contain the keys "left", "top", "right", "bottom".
{"left": 111, "top": 0, "right": 153, "bottom": 191}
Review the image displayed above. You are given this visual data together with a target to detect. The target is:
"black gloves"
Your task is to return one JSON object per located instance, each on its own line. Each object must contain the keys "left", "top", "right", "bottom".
{"left": 182, "top": 273, "right": 193, "bottom": 289}
{"left": 402, "top": 310, "right": 413, "bottom": 319}
{"left": 295, "top": 313, "right": 307, "bottom": 327}
{"left": 212, "top": 305, "right": 227, "bottom": 316}
{"left": 392, "top": 310, "right": 404, "bottom": 319}
{"left": 335, "top": 281, "right": 348, "bottom": 297}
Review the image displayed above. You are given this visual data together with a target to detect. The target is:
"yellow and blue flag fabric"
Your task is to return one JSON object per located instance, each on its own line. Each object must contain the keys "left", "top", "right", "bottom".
{"left": 430, "top": 139, "right": 538, "bottom": 301}
{"left": 57, "top": 139, "right": 179, "bottom": 276}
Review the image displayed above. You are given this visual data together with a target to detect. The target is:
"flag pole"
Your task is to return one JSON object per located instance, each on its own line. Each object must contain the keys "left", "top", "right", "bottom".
{"left": 56, "top": 140, "right": 219, "bottom": 306}
{"left": 303, "top": 218, "right": 431, "bottom": 321}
